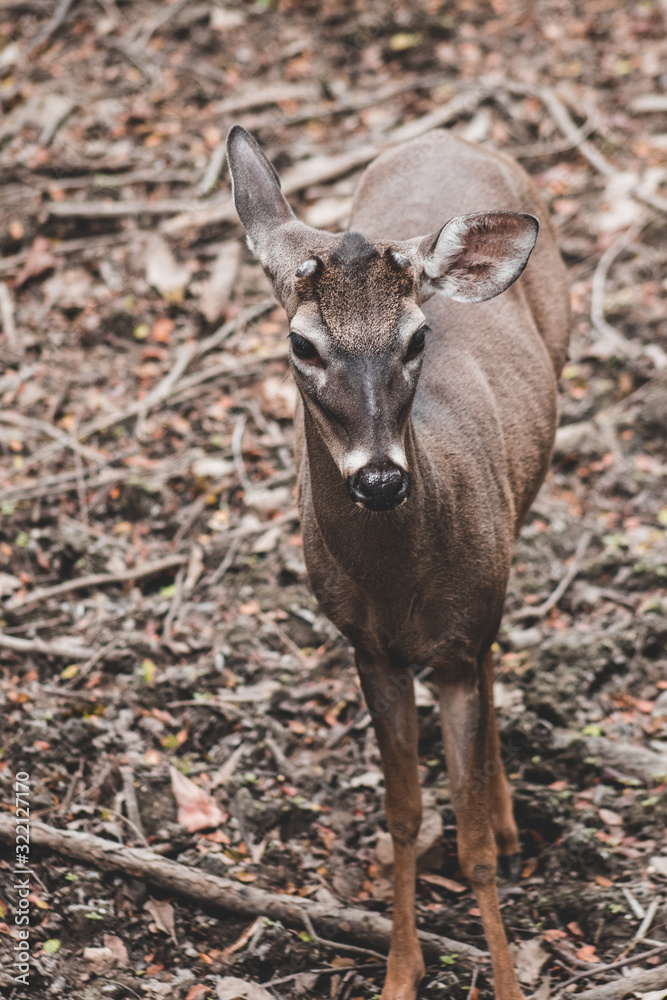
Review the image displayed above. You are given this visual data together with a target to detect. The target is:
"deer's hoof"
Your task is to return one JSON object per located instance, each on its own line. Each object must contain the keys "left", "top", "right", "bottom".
{"left": 381, "top": 951, "right": 425, "bottom": 1000}
{"left": 498, "top": 851, "right": 522, "bottom": 882}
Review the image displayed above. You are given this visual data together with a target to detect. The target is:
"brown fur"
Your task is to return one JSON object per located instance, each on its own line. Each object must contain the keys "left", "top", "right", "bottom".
{"left": 226, "top": 125, "right": 571, "bottom": 1000}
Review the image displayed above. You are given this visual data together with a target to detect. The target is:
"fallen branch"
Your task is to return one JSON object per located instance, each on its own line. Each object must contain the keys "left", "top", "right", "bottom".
{"left": 501, "top": 80, "right": 615, "bottom": 179}
{"left": 5, "top": 553, "right": 188, "bottom": 612}
{"left": 561, "top": 942, "right": 667, "bottom": 989}
{"left": 0, "top": 816, "right": 485, "bottom": 962}
{"left": 0, "top": 411, "right": 108, "bottom": 467}
{"left": 0, "top": 280, "right": 21, "bottom": 355}
{"left": 45, "top": 197, "right": 200, "bottom": 219}
{"left": 0, "top": 631, "right": 95, "bottom": 660}
{"left": 26, "top": 0, "right": 78, "bottom": 57}
{"left": 78, "top": 299, "right": 274, "bottom": 442}
{"left": 501, "top": 78, "right": 667, "bottom": 218}
{"left": 573, "top": 962, "right": 667, "bottom": 1000}
{"left": 590, "top": 227, "right": 643, "bottom": 360}
{"left": 162, "top": 84, "right": 490, "bottom": 237}
{"left": 553, "top": 730, "right": 667, "bottom": 785}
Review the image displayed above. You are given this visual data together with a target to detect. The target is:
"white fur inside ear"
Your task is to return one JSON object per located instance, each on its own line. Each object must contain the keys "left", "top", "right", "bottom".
{"left": 423, "top": 213, "right": 538, "bottom": 304}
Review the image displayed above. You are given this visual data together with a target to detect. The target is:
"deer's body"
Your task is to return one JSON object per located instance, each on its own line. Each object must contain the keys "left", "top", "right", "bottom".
{"left": 227, "top": 126, "right": 570, "bottom": 1000}
{"left": 297, "top": 132, "right": 568, "bottom": 679}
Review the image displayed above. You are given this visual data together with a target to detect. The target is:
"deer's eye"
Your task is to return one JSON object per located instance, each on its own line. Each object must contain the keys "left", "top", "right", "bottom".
{"left": 405, "top": 325, "right": 429, "bottom": 361}
{"left": 290, "top": 333, "right": 321, "bottom": 366}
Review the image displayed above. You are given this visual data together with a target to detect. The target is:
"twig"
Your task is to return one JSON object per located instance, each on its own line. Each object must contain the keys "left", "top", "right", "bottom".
{"left": 45, "top": 197, "right": 196, "bottom": 219}
{"left": 621, "top": 886, "right": 645, "bottom": 920}
{"left": 162, "top": 344, "right": 289, "bottom": 409}
{"left": 500, "top": 79, "right": 667, "bottom": 218}
{"left": 77, "top": 300, "right": 273, "bottom": 442}
{"left": 232, "top": 414, "right": 255, "bottom": 497}
{"left": 73, "top": 418, "right": 88, "bottom": 525}
{"left": 26, "top": 0, "right": 79, "bottom": 56}
{"left": 590, "top": 228, "right": 643, "bottom": 359}
{"left": 0, "top": 411, "right": 108, "bottom": 467}
{"left": 632, "top": 898, "right": 658, "bottom": 944}
{"left": 0, "top": 281, "right": 21, "bottom": 355}
{"left": 264, "top": 734, "right": 296, "bottom": 783}
{"left": 120, "top": 766, "right": 148, "bottom": 846}
{"left": 510, "top": 530, "right": 592, "bottom": 621}
{"left": 57, "top": 756, "right": 85, "bottom": 817}
{"left": 0, "top": 232, "right": 136, "bottom": 278}
{"left": 67, "top": 637, "right": 120, "bottom": 687}
{"left": 264, "top": 964, "right": 384, "bottom": 989}
{"left": 552, "top": 729, "right": 667, "bottom": 785}
{"left": 509, "top": 111, "right": 597, "bottom": 159}
{"left": 559, "top": 944, "right": 667, "bottom": 990}
{"left": 207, "top": 535, "right": 243, "bottom": 588}
{"left": 162, "top": 84, "right": 490, "bottom": 237}
{"left": 300, "top": 911, "right": 387, "bottom": 963}
{"left": 0, "top": 631, "right": 96, "bottom": 660}
{"left": 198, "top": 139, "right": 227, "bottom": 195}
{"left": 5, "top": 553, "right": 188, "bottom": 612}
{"left": 162, "top": 566, "right": 185, "bottom": 644}
{"left": 500, "top": 80, "right": 615, "bottom": 178}
{"left": 0, "top": 816, "right": 485, "bottom": 961}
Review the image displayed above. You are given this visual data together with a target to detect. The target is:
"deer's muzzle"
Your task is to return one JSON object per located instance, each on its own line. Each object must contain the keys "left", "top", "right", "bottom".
{"left": 347, "top": 462, "right": 411, "bottom": 511}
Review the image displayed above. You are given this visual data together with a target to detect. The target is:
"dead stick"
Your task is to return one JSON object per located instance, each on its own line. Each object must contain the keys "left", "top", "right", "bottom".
{"left": 6, "top": 553, "right": 187, "bottom": 612}
{"left": 0, "top": 816, "right": 485, "bottom": 961}
{"left": 573, "top": 962, "right": 667, "bottom": 1000}
{"left": 162, "top": 85, "right": 489, "bottom": 237}
{"left": 77, "top": 300, "right": 274, "bottom": 442}
{"left": 26, "top": 0, "right": 78, "bottom": 56}
{"left": 46, "top": 198, "right": 200, "bottom": 219}
{"left": 510, "top": 530, "right": 592, "bottom": 622}
{"left": 0, "top": 280, "right": 21, "bottom": 355}
{"left": 0, "top": 632, "right": 95, "bottom": 660}
{"left": 560, "top": 943, "right": 667, "bottom": 989}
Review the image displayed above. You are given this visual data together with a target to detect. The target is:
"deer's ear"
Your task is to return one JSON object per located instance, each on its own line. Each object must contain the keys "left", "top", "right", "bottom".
{"left": 418, "top": 212, "right": 539, "bottom": 303}
{"left": 226, "top": 125, "right": 295, "bottom": 261}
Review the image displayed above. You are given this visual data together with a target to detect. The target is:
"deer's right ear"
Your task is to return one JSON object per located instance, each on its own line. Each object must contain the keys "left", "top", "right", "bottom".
{"left": 226, "top": 125, "right": 295, "bottom": 263}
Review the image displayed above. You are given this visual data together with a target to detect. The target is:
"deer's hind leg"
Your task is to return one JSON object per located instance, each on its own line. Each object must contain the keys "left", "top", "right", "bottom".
{"left": 436, "top": 654, "right": 524, "bottom": 1000}
{"left": 357, "top": 651, "right": 425, "bottom": 1000}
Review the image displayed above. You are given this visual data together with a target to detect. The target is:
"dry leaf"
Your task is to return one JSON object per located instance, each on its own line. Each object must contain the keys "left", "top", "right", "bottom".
{"left": 144, "top": 898, "right": 177, "bottom": 943}
{"left": 257, "top": 376, "right": 297, "bottom": 420}
{"left": 418, "top": 873, "right": 467, "bottom": 893}
{"left": 102, "top": 934, "right": 129, "bottom": 966}
{"left": 169, "top": 766, "right": 225, "bottom": 832}
{"left": 599, "top": 808, "right": 623, "bottom": 827}
{"left": 145, "top": 234, "right": 190, "bottom": 297}
{"left": 13, "top": 237, "right": 57, "bottom": 288}
{"left": 510, "top": 937, "right": 549, "bottom": 986}
{"left": 82, "top": 946, "right": 115, "bottom": 975}
{"left": 200, "top": 241, "right": 241, "bottom": 323}
{"left": 216, "top": 977, "right": 274, "bottom": 1000}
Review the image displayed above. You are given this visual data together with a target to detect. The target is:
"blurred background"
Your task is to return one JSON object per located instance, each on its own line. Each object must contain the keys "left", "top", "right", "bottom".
{"left": 1, "top": 2, "right": 667, "bottom": 998}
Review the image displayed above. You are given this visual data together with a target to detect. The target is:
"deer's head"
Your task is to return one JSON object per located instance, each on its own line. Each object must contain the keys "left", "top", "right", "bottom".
{"left": 226, "top": 126, "right": 538, "bottom": 511}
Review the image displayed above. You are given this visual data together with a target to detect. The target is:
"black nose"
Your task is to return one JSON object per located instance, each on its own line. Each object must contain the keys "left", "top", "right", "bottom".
{"left": 347, "top": 462, "right": 411, "bottom": 511}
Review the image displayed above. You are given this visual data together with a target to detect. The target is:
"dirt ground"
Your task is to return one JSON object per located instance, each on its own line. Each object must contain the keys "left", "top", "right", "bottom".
{"left": 1, "top": 1, "right": 667, "bottom": 998}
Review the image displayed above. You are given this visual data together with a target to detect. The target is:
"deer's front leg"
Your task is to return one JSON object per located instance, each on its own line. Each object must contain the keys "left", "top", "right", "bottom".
{"left": 358, "top": 655, "right": 425, "bottom": 1000}
{"left": 436, "top": 658, "right": 524, "bottom": 1000}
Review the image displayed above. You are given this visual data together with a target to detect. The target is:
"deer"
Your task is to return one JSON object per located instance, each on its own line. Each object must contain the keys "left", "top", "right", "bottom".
{"left": 225, "top": 123, "right": 570, "bottom": 1000}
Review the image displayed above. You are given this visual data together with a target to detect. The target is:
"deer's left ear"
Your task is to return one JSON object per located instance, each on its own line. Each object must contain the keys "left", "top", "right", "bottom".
{"left": 413, "top": 212, "right": 539, "bottom": 303}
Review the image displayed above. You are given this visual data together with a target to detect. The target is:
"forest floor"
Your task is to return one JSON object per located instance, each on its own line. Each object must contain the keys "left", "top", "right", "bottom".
{"left": 1, "top": 2, "right": 667, "bottom": 999}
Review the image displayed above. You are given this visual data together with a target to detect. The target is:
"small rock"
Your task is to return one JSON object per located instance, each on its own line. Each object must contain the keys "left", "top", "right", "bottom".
{"left": 506, "top": 627, "right": 542, "bottom": 650}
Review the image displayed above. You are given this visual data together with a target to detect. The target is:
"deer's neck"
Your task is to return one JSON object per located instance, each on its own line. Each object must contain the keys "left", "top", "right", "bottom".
{"left": 299, "top": 405, "right": 441, "bottom": 588}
